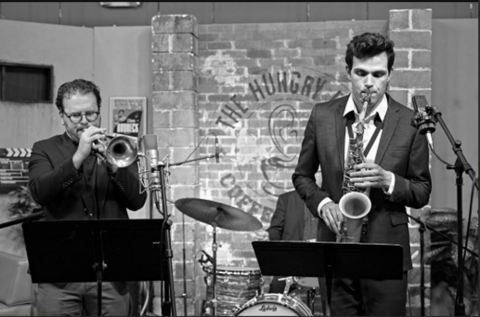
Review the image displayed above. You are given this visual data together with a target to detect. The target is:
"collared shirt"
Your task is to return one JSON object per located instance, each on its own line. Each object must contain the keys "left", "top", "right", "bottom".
{"left": 317, "top": 94, "right": 395, "bottom": 217}
{"left": 343, "top": 93, "right": 388, "bottom": 165}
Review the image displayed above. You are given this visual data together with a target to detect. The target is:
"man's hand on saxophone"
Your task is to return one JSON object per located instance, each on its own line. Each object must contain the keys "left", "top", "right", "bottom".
{"left": 349, "top": 159, "right": 393, "bottom": 192}
{"left": 320, "top": 201, "right": 343, "bottom": 235}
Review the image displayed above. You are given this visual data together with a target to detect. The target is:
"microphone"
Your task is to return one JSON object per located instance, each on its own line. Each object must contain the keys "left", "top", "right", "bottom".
{"left": 142, "top": 134, "right": 161, "bottom": 191}
{"left": 214, "top": 135, "right": 220, "bottom": 163}
{"left": 411, "top": 95, "right": 436, "bottom": 150}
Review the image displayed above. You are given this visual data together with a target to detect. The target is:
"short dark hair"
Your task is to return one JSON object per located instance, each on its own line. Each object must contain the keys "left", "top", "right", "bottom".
{"left": 345, "top": 32, "right": 395, "bottom": 73}
{"left": 55, "top": 79, "right": 101, "bottom": 112}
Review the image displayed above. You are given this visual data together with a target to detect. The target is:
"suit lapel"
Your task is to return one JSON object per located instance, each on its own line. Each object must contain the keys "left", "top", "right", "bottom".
{"left": 334, "top": 98, "right": 349, "bottom": 174}
{"left": 55, "top": 132, "right": 111, "bottom": 217}
{"left": 55, "top": 133, "right": 77, "bottom": 161}
{"left": 375, "top": 96, "right": 401, "bottom": 165}
{"left": 55, "top": 133, "right": 96, "bottom": 217}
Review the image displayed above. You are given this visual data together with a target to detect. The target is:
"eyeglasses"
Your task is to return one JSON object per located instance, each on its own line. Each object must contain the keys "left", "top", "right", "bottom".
{"left": 63, "top": 111, "right": 100, "bottom": 124}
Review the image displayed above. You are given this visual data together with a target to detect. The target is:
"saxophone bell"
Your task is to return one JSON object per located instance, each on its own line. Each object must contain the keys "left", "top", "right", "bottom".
{"left": 338, "top": 191, "right": 371, "bottom": 242}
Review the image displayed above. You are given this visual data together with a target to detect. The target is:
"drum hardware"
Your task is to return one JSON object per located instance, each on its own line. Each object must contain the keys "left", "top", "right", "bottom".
{"left": 175, "top": 198, "right": 263, "bottom": 316}
{"left": 292, "top": 277, "right": 321, "bottom": 315}
{"left": 278, "top": 276, "right": 294, "bottom": 296}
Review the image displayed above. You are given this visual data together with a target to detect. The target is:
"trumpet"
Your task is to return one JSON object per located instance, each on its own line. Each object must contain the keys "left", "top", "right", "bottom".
{"left": 94, "top": 133, "right": 140, "bottom": 168}
{"left": 93, "top": 133, "right": 160, "bottom": 195}
{"left": 337, "top": 98, "right": 372, "bottom": 243}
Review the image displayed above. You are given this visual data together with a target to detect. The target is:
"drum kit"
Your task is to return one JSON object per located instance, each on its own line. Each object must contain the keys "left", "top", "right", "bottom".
{"left": 175, "top": 198, "right": 324, "bottom": 316}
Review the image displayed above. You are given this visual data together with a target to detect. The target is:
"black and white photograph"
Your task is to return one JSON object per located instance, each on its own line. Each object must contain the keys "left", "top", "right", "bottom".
{"left": 0, "top": 2, "right": 477, "bottom": 317}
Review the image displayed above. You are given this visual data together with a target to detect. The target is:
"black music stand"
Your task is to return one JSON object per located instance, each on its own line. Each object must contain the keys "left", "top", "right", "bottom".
{"left": 252, "top": 241, "right": 404, "bottom": 311}
{"left": 22, "top": 219, "right": 167, "bottom": 316}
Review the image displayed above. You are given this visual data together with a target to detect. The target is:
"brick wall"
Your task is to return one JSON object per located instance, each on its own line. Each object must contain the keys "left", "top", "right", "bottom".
{"left": 389, "top": 9, "right": 433, "bottom": 317}
{"left": 151, "top": 9, "right": 432, "bottom": 316}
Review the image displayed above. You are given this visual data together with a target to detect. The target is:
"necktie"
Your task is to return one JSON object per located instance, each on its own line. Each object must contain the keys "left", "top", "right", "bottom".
{"left": 355, "top": 121, "right": 365, "bottom": 152}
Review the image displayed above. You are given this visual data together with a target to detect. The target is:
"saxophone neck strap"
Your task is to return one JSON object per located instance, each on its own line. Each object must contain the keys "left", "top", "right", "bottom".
{"left": 347, "top": 113, "right": 384, "bottom": 158}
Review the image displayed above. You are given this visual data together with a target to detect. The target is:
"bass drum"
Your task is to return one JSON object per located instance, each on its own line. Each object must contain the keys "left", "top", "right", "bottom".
{"left": 234, "top": 293, "right": 312, "bottom": 316}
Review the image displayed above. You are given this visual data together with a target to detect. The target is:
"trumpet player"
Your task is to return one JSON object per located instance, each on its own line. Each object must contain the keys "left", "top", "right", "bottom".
{"left": 292, "top": 33, "right": 431, "bottom": 316}
{"left": 28, "top": 78, "right": 147, "bottom": 316}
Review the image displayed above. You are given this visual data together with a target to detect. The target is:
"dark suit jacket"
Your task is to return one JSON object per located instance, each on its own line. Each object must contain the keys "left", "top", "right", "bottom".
{"left": 267, "top": 190, "right": 306, "bottom": 241}
{"left": 28, "top": 132, "right": 147, "bottom": 220}
{"left": 292, "top": 94, "right": 432, "bottom": 271}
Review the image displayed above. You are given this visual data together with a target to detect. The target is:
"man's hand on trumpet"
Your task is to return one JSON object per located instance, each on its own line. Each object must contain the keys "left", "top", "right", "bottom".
{"left": 72, "top": 126, "right": 118, "bottom": 174}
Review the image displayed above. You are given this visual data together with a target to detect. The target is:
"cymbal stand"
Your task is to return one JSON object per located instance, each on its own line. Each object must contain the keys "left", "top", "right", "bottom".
{"left": 181, "top": 211, "right": 187, "bottom": 316}
{"left": 205, "top": 222, "right": 218, "bottom": 316}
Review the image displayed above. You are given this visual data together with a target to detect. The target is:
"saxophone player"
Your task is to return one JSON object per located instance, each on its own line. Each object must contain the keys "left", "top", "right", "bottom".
{"left": 28, "top": 78, "right": 147, "bottom": 316}
{"left": 292, "top": 33, "right": 432, "bottom": 316}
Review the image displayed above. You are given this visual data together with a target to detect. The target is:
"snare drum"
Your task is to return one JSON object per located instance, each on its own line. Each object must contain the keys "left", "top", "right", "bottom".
{"left": 233, "top": 293, "right": 312, "bottom": 316}
{"left": 293, "top": 277, "right": 319, "bottom": 290}
{"left": 204, "top": 265, "right": 263, "bottom": 316}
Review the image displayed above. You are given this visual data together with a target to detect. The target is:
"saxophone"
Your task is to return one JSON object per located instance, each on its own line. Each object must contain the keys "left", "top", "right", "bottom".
{"left": 337, "top": 98, "right": 372, "bottom": 243}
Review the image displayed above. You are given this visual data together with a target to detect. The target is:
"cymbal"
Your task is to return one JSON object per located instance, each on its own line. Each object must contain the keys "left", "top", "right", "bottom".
{"left": 174, "top": 198, "right": 263, "bottom": 232}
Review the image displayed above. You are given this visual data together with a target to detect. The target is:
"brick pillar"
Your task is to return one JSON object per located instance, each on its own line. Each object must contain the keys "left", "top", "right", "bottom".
{"left": 388, "top": 9, "right": 432, "bottom": 316}
{"left": 151, "top": 14, "right": 199, "bottom": 316}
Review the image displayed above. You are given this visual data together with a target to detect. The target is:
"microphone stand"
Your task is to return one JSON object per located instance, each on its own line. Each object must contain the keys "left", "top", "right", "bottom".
{"left": 425, "top": 105, "right": 479, "bottom": 316}
{"left": 152, "top": 161, "right": 177, "bottom": 316}
{"left": 406, "top": 214, "right": 426, "bottom": 316}
{"left": 168, "top": 154, "right": 216, "bottom": 167}
{"left": 149, "top": 154, "right": 216, "bottom": 316}
{"left": 0, "top": 210, "right": 45, "bottom": 230}
{"left": 407, "top": 213, "right": 479, "bottom": 317}
{"left": 166, "top": 153, "right": 217, "bottom": 316}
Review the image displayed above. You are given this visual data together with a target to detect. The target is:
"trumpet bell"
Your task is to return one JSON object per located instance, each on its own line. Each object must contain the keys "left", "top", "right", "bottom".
{"left": 105, "top": 135, "right": 138, "bottom": 168}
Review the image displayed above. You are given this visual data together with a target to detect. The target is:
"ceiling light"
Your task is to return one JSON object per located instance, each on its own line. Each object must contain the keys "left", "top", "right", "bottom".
{"left": 99, "top": 2, "right": 141, "bottom": 8}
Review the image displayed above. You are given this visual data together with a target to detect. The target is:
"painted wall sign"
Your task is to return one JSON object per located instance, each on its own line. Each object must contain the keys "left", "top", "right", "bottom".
{"left": 201, "top": 65, "right": 350, "bottom": 225}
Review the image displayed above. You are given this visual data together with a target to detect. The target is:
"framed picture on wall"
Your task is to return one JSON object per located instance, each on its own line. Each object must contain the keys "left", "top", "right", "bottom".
{"left": 109, "top": 97, "right": 146, "bottom": 138}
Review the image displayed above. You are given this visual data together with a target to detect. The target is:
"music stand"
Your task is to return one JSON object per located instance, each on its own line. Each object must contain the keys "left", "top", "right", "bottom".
{"left": 252, "top": 241, "right": 404, "bottom": 310}
{"left": 22, "top": 219, "right": 167, "bottom": 316}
